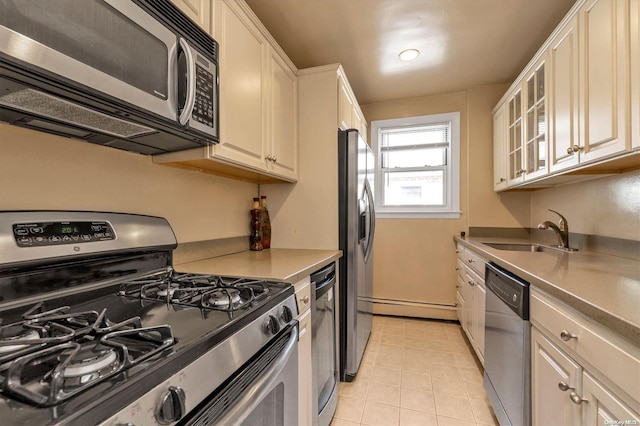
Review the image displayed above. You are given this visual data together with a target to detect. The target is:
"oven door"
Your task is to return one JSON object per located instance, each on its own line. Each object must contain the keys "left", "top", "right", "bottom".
{"left": 182, "top": 323, "right": 298, "bottom": 426}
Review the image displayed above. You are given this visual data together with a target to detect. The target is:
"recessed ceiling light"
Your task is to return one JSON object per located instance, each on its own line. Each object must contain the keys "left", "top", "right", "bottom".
{"left": 398, "top": 49, "right": 420, "bottom": 62}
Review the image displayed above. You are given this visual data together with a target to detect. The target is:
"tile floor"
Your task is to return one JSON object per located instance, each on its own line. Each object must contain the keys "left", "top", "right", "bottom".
{"left": 331, "top": 315, "right": 499, "bottom": 426}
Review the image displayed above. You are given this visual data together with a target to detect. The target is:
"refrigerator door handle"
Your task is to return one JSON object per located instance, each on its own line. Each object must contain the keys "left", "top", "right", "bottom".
{"left": 363, "top": 179, "right": 376, "bottom": 263}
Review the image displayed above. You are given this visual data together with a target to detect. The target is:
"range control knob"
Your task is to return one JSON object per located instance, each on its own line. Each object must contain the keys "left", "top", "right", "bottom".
{"left": 265, "top": 315, "right": 280, "bottom": 335}
{"left": 156, "top": 386, "right": 186, "bottom": 425}
{"left": 281, "top": 306, "right": 293, "bottom": 323}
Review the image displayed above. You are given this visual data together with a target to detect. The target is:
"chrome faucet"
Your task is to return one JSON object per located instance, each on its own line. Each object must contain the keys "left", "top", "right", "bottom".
{"left": 538, "top": 209, "right": 577, "bottom": 251}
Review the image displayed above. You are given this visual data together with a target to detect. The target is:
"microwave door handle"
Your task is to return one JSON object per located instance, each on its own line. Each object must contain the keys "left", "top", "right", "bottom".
{"left": 177, "top": 38, "right": 196, "bottom": 126}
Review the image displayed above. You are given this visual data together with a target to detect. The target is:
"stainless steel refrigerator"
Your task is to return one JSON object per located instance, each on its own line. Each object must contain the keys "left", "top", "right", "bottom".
{"left": 338, "top": 128, "right": 375, "bottom": 382}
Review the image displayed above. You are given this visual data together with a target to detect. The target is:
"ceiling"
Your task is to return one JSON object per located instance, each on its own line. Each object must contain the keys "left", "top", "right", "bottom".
{"left": 245, "top": 0, "right": 576, "bottom": 105}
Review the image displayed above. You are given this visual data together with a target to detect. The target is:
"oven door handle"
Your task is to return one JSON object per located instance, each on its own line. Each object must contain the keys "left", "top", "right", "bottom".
{"left": 215, "top": 324, "right": 298, "bottom": 425}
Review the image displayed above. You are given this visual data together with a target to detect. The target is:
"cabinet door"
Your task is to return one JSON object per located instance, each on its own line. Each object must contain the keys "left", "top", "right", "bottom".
{"left": 171, "top": 0, "right": 211, "bottom": 33}
{"left": 531, "top": 327, "right": 582, "bottom": 426}
{"left": 462, "top": 274, "right": 474, "bottom": 345}
{"left": 267, "top": 50, "right": 298, "bottom": 181}
{"left": 582, "top": 372, "right": 640, "bottom": 425}
{"left": 473, "top": 281, "right": 485, "bottom": 364}
{"left": 579, "top": 0, "right": 629, "bottom": 162}
{"left": 212, "top": 1, "right": 267, "bottom": 170}
{"left": 631, "top": 0, "right": 640, "bottom": 150}
{"left": 298, "top": 309, "right": 313, "bottom": 426}
{"left": 493, "top": 103, "right": 508, "bottom": 191}
{"left": 549, "top": 14, "right": 581, "bottom": 173}
{"left": 507, "top": 89, "right": 525, "bottom": 186}
{"left": 456, "top": 274, "right": 466, "bottom": 324}
{"left": 523, "top": 57, "right": 549, "bottom": 181}
{"left": 338, "top": 78, "right": 354, "bottom": 130}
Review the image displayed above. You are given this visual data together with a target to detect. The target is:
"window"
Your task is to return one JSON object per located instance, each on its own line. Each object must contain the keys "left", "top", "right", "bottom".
{"left": 371, "top": 112, "right": 460, "bottom": 218}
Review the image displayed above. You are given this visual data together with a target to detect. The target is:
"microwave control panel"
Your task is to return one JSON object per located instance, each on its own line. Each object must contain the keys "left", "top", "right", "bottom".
{"left": 193, "top": 63, "right": 215, "bottom": 128}
{"left": 13, "top": 221, "right": 115, "bottom": 247}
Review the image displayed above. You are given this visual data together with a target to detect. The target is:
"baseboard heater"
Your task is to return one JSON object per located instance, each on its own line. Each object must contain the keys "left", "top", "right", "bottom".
{"left": 370, "top": 297, "right": 456, "bottom": 310}
{"left": 370, "top": 297, "right": 458, "bottom": 320}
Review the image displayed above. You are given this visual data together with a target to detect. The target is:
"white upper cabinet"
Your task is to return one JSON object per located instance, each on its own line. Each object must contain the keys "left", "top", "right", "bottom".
{"left": 578, "top": 0, "right": 629, "bottom": 162}
{"left": 267, "top": 50, "right": 298, "bottom": 181}
{"left": 171, "top": 0, "right": 211, "bottom": 33}
{"left": 522, "top": 55, "right": 549, "bottom": 181}
{"left": 212, "top": 0, "right": 267, "bottom": 171}
{"left": 493, "top": 0, "right": 638, "bottom": 191}
{"left": 549, "top": 14, "right": 580, "bottom": 173}
{"left": 492, "top": 103, "right": 508, "bottom": 191}
{"left": 338, "top": 72, "right": 368, "bottom": 140}
{"left": 631, "top": 0, "right": 639, "bottom": 150}
{"left": 506, "top": 88, "right": 525, "bottom": 187}
{"left": 154, "top": 0, "right": 298, "bottom": 183}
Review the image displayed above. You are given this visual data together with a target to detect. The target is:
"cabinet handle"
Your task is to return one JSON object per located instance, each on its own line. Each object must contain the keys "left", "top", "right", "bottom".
{"left": 569, "top": 391, "right": 587, "bottom": 405}
{"left": 566, "top": 145, "right": 584, "bottom": 154}
{"left": 300, "top": 295, "right": 309, "bottom": 304}
{"left": 560, "top": 330, "right": 578, "bottom": 341}
{"left": 558, "top": 381, "right": 574, "bottom": 392}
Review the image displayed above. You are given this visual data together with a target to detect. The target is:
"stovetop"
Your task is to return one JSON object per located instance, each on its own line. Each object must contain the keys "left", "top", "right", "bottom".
{"left": 0, "top": 268, "right": 292, "bottom": 424}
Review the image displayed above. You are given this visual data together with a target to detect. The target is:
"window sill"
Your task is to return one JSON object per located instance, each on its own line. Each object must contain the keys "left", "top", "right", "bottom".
{"left": 375, "top": 211, "right": 462, "bottom": 219}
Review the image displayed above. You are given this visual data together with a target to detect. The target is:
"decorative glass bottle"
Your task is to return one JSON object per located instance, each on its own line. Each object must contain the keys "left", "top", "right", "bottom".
{"left": 250, "top": 197, "right": 263, "bottom": 251}
{"left": 260, "top": 195, "right": 271, "bottom": 249}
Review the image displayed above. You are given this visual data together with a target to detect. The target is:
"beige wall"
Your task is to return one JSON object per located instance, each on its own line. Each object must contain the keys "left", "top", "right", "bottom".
{"left": 466, "top": 85, "right": 531, "bottom": 229}
{"left": 361, "top": 86, "right": 520, "bottom": 319}
{"left": 530, "top": 170, "right": 640, "bottom": 240}
{"left": 0, "top": 123, "right": 257, "bottom": 243}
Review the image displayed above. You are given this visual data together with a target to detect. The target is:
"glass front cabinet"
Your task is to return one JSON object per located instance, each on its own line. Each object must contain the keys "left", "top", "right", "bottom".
{"left": 524, "top": 58, "right": 548, "bottom": 181}
{"left": 507, "top": 55, "right": 548, "bottom": 187}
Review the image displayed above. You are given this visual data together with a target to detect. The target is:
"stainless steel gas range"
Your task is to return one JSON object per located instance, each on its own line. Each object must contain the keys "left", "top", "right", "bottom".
{"left": 0, "top": 211, "right": 298, "bottom": 425}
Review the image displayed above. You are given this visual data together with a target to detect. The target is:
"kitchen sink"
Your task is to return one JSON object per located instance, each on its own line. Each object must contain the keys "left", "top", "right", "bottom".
{"left": 482, "top": 242, "right": 564, "bottom": 253}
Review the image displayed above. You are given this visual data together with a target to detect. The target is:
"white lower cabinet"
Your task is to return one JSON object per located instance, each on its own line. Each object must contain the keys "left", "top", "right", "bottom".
{"left": 582, "top": 372, "right": 640, "bottom": 425}
{"left": 455, "top": 243, "right": 486, "bottom": 365}
{"left": 531, "top": 288, "right": 640, "bottom": 425}
{"left": 531, "top": 327, "right": 582, "bottom": 426}
{"left": 294, "top": 277, "right": 312, "bottom": 426}
{"left": 297, "top": 309, "right": 312, "bottom": 426}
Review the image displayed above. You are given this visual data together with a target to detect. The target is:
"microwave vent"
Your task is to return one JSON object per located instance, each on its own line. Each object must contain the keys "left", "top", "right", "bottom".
{"left": 0, "top": 89, "right": 156, "bottom": 138}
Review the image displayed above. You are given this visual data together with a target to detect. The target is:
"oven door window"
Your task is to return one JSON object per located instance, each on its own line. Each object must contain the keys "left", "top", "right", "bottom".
{"left": 242, "top": 382, "right": 285, "bottom": 425}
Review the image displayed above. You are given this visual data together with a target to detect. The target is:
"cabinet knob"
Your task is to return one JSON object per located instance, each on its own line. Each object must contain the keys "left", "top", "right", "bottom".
{"left": 300, "top": 295, "right": 309, "bottom": 304}
{"left": 468, "top": 280, "right": 475, "bottom": 287}
{"left": 468, "top": 259, "right": 474, "bottom": 263}
{"left": 558, "top": 381, "right": 574, "bottom": 392}
{"left": 496, "top": 177, "right": 506, "bottom": 184}
{"left": 272, "top": 156, "right": 277, "bottom": 163}
{"left": 567, "top": 145, "right": 584, "bottom": 154}
{"left": 569, "top": 391, "right": 587, "bottom": 405}
{"left": 560, "top": 330, "right": 578, "bottom": 341}
{"left": 515, "top": 169, "right": 526, "bottom": 176}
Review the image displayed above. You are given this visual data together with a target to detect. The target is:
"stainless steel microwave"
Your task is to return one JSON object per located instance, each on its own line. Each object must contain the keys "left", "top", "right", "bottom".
{"left": 0, "top": 0, "right": 219, "bottom": 155}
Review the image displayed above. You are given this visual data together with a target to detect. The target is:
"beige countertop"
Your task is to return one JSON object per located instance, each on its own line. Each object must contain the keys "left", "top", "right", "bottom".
{"left": 175, "top": 248, "right": 342, "bottom": 284}
{"left": 454, "top": 236, "right": 640, "bottom": 345}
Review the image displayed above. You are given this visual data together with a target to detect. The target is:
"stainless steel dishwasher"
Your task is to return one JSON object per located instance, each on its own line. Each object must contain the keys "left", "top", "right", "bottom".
{"left": 484, "top": 262, "right": 531, "bottom": 426}
{"left": 311, "top": 262, "right": 339, "bottom": 426}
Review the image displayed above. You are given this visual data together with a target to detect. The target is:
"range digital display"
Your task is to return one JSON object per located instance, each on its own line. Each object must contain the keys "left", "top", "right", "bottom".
{"left": 13, "top": 221, "right": 115, "bottom": 247}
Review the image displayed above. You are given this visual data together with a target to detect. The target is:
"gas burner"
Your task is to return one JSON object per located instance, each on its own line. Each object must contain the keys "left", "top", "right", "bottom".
{"left": 0, "top": 302, "right": 175, "bottom": 408}
{"left": 0, "top": 329, "right": 40, "bottom": 354}
{"left": 201, "top": 288, "right": 245, "bottom": 310}
{"left": 59, "top": 343, "right": 119, "bottom": 388}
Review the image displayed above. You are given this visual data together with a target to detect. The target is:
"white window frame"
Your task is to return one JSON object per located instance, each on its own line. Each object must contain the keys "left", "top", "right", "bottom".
{"left": 371, "top": 112, "right": 461, "bottom": 219}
